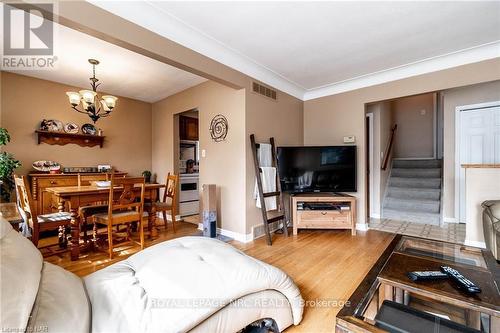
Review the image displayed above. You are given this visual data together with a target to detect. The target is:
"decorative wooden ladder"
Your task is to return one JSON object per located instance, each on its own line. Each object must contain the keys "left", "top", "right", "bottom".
{"left": 250, "top": 134, "right": 288, "bottom": 245}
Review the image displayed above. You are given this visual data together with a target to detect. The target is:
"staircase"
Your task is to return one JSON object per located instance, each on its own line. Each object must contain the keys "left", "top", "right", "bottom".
{"left": 382, "top": 159, "right": 442, "bottom": 225}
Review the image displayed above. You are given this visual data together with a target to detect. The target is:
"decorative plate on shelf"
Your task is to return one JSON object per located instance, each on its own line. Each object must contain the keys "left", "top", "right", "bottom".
{"left": 40, "top": 119, "right": 63, "bottom": 132}
{"left": 32, "top": 160, "right": 61, "bottom": 172}
{"left": 63, "top": 122, "right": 79, "bottom": 134}
{"left": 81, "top": 123, "right": 97, "bottom": 135}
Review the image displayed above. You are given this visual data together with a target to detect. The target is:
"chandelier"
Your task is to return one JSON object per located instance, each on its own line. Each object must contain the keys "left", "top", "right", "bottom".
{"left": 66, "top": 59, "right": 117, "bottom": 123}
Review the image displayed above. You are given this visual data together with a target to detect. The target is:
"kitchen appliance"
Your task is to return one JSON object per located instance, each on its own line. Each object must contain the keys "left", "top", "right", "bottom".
{"left": 277, "top": 146, "right": 357, "bottom": 193}
{"left": 179, "top": 173, "right": 199, "bottom": 216}
{"left": 179, "top": 140, "right": 199, "bottom": 173}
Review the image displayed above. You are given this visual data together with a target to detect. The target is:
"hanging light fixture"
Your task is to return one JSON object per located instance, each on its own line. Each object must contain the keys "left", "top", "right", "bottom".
{"left": 66, "top": 59, "right": 117, "bottom": 123}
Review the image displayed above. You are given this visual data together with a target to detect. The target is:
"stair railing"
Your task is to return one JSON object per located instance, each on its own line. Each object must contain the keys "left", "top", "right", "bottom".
{"left": 381, "top": 124, "right": 397, "bottom": 171}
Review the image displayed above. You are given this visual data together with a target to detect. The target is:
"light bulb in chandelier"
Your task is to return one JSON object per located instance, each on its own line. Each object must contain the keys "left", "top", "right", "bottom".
{"left": 65, "top": 59, "right": 117, "bottom": 123}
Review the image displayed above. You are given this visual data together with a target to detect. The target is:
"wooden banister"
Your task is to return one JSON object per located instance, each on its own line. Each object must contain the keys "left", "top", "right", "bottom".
{"left": 381, "top": 124, "right": 397, "bottom": 171}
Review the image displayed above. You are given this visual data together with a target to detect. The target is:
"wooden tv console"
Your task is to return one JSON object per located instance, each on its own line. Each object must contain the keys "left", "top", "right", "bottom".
{"left": 291, "top": 193, "right": 356, "bottom": 236}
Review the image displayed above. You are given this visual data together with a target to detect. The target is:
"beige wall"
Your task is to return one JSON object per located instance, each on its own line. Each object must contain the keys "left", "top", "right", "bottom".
{"left": 245, "top": 90, "right": 303, "bottom": 234}
{"left": 152, "top": 81, "right": 247, "bottom": 235}
{"left": 152, "top": 81, "right": 303, "bottom": 237}
{"left": 304, "top": 58, "right": 500, "bottom": 227}
{"left": 442, "top": 80, "right": 500, "bottom": 220}
{"left": 1, "top": 72, "right": 152, "bottom": 176}
{"left": 464, "top": 167, "right": 500, "bottom": 245}
{"left": 392, "top": 93, "right": 435, "bottom": 158}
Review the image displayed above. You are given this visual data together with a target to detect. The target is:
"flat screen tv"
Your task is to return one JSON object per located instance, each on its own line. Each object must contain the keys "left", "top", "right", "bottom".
{"left": 277, "top": 146, "right": 357, "bottom": 193}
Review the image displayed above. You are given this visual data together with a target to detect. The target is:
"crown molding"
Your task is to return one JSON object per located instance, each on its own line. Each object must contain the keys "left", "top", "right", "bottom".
{"left": 89, "top": 2, "right": 500, "bottom": 102}
{"left": 303, "top": 41, "right": 500, "bottom": 101}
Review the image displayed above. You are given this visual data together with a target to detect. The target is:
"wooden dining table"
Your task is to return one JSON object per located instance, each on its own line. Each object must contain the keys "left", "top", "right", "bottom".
{"left": 45, "top": 183, "right": 164, "bottom": 260}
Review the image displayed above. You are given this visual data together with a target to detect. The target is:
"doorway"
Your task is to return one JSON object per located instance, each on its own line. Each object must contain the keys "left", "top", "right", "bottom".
{"left": 176, "top": 109, "right": 200, "bottom": 223}
{"left": 366, "top": 113, "right": 374, "bottom": 220}
{"left": 456, "top": 101, "right": 500, "bottom": 222}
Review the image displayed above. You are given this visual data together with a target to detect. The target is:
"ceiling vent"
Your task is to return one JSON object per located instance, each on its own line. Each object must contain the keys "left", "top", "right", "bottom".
{"left": 252, "top": 81, "right": 277, "bottom": 101}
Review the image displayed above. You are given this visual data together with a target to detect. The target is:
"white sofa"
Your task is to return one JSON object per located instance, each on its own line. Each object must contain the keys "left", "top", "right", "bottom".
{"left": 0, "top": 217, "right": 303, "bottom": 333}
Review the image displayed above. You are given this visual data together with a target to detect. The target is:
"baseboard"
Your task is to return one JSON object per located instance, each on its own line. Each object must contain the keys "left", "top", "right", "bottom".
{"left": 197, "top": 223, "right": 253, "bottom": 243}
{"left": 356, "top": 223, "right": 369, "bottom": 231}
{"left": 218, "top": 228, "right": 253, "bottom": 243}
{"left": 464, "top": 239, "right": 486, "bottom": 249}
{"left": 443, "top": 217, "right": 459, "bottom": 223}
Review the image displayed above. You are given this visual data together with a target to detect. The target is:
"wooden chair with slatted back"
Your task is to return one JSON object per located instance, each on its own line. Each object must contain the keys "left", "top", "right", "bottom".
{"left": 93, "top": 175, "right": 146, "bottom": 259}
{"left": 14, "top": 174, "right": 72, "bottom": 250}
{"left": 153, "top": 173, "right": 178, "bottom": 232}
{"left": 77, "top": 173, "right": 109, "bottom": 243}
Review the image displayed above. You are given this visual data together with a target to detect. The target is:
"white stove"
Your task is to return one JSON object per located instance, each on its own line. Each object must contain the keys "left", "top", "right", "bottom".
{"left": 179, "top": 173, "right": 199, "bottom": 216}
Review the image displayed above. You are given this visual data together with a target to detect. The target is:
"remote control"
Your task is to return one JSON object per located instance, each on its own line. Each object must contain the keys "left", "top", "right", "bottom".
{"left": 407, "top": 271, "right": 448, "bottom": 282}
{"left": 440, "top": 266, "right": 481, "bottom": 294}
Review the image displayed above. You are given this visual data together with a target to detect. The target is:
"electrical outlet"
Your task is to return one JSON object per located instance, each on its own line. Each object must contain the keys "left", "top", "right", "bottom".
{"left": 343, "top": 135, "right": 356, "bottom": 144}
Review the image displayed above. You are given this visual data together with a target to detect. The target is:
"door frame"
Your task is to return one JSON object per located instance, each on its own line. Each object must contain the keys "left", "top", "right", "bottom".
{"left": 454, "top": 100, "right": 500, "bottom": 223}
{"left": 366, "top": 113, "right": 375, "bottom": 219}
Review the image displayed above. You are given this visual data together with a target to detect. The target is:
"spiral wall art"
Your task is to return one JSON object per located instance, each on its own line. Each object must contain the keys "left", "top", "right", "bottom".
{"left": 209, "top": 114, "right": 229, "bottom": 142}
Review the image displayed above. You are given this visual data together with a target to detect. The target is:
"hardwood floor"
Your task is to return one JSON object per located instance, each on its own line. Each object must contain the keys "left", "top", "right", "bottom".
{"left": 235, "top": 229, "right": 394, "bottom": 332}
{"left": 44, "top": 220, "right": 394, "bottom": 332}
{"left": 44, "top": 221, "right": 200, "bottom": 276}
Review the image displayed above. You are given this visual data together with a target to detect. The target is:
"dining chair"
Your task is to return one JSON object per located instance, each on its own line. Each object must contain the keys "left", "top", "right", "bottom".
{"left": 13, "top": 174, "right": 72, "bottom": 251}
{"left": 93, "top": 175, "right": 146, "bottom": 259}
{"left": 152, "top": 173, "right": 179, "bottom": 232}
{"left": 77, "top": 173, "right": 109, "bottom": 243}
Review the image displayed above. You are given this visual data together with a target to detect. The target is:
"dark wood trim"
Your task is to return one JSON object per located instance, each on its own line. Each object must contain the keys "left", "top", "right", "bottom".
{"left": 36, "top": 130, "right": 105, "bottom": 148}
{"left": 381, "top": 124, "right": 397, "bottom": 171}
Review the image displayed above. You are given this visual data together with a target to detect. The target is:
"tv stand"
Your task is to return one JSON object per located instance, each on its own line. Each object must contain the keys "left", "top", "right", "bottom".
{"left": 291, "top": 193, "right": 356, "bottom": 236}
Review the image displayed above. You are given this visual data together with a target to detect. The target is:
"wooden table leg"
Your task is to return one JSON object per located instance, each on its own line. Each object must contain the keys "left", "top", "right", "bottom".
{"left": 465, "top": 309, "right": 481, "bottom": 330}
{"left": 378, "top": 284, "right": 394, "bottom": 308}
{"left": 148, "top": 205, "right": 158, "bottom": 238}
{"left": 57, "top": 199, "right": 65, "bottom": 212}
{"left": 69, "top": 207, "right": 80, "bottom": 261}
{"left": 491, "top": 315, "right": 499, "bottom": 332}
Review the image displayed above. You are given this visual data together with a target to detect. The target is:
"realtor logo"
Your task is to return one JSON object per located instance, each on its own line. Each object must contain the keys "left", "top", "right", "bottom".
{"left": 2, "top": 3, "right": 57, "bottom": 69}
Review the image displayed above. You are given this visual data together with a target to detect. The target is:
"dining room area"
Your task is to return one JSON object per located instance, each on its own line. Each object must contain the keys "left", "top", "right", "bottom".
{"left": 11, "top": 170, "right": 198, "bottom": 269}
{"left": 0, "top": 13, "right": 213, "bottom": 267}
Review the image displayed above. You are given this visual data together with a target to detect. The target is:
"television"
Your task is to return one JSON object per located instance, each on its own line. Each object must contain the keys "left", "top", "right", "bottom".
{"left": 277, "top": 146, "right": 357, "bottom": 193}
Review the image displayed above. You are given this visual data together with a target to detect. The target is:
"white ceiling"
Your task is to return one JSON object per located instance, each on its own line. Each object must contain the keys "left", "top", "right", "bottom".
{"left": 90, "top": 1, "right": 500, "bottom": 100}
{"left": 2, "top": 7, "right": 206, "bottom": 103}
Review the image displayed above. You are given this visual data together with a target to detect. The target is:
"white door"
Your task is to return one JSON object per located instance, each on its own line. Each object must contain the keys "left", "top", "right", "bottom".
{"left": 459, "top": 105, "right": 500, "bottom": 222}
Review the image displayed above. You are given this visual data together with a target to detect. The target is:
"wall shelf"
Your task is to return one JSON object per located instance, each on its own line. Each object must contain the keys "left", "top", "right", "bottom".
{"left": 35, "top": 130, "right": 104, "bottom": 148}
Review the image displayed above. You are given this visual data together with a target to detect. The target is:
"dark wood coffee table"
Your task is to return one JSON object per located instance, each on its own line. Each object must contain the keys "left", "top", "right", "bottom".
{"left": 336, "top": 235, "right": 500, "bottom": 332}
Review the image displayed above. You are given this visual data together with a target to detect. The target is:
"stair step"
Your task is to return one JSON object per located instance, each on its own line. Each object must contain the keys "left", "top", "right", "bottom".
{"left": 382, "top": 209, "right": 440, "bottom": 225}
{"left": 389, "top": 177, "right": 441, "bottom": 189}
{"left": 386, "top": 187, "right": 441, "bottom": 200}
{"left": 391, "top": 168, "right": 441, "bottom": 178}
{"left": 384, "top": 197, "right": 440, "bottom": 214}
{"left": 392, "top": 159, "right": 442, "bottom": 169}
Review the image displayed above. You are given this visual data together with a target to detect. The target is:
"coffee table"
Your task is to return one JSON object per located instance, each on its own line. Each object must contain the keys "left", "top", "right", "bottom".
{"left": 336, "top": 235, "right": 500, "bottom": 332}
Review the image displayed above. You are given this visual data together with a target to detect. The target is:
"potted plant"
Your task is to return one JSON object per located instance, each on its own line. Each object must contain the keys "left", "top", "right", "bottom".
{"left": 142, "top": 170, "right": 152, "bottom": 183}
{"left": 0, "top": 128, "right": 21, "bottom": 202}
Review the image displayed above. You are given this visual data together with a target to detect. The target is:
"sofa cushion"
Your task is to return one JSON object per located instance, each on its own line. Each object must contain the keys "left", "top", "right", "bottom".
{"left": 0, "top": 217, "right": 43, "bottom": 332}
{"left": 84, "top": 236, "right": 303, "bottom": 333}
{"left": 26, "top": 262, "right": 90, "bottom": 333}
